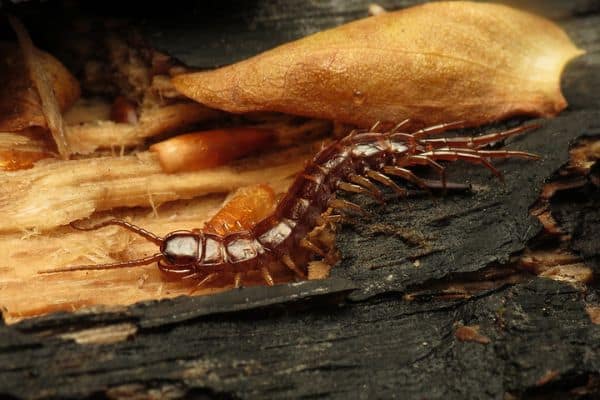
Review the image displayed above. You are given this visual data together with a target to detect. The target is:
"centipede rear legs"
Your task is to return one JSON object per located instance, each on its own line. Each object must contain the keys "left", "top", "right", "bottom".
{"left": 331, "top": 124, "right": 540, "bottom": 223}
{"left": 392, "top": 127, "right": 538, "bottom": 189}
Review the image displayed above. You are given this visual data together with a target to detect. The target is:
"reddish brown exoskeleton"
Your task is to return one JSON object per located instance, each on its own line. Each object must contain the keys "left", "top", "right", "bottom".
{"left": 40, "top": 121, "right": 539, "bottom": 287}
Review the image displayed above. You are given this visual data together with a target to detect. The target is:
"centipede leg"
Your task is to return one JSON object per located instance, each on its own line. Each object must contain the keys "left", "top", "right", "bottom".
{"left": 198, "top": 273, "right": 219, "bottom": 286}
{"left": 316, "top": 214, "right": 345, "bottom": 225}
{"left": 420, "top": 179, "right": 471, "bottom": 192}
{"left": 300, "top": 238, "right": 326, "bottom": 257}
{"left": 328, "top": 198, "right": 368, "bottom": 216}
{"left": 419, "top": 150, "right": 504, "bottom": 181}
{"left": 261, "top": 267, "right": 275, "bottom": 286}
{"left": 369, "top": 120, "right": 383, "bottom": 132}
{"left": 382, "top": 166, "right": 429, "bottom": 190}
{"left": 337, "top": 181, "right": 383, "bottom": 203}
{"left": 389, "top": 119, "right": 411, "bottom": 133}
{"left": 162, "top": 268, "right": 194, "bottom": 277}
{"left": 452, "top": 148, "right": 540, "bottom": 160}
{"left": 349, "top": 173, "right": 384, "bottom": 202}
{"left": 234, "top": 272, "right": 243, "bottom": 288}
{"left": 419, "top": 125, "right": 539, "bottom": 150}
{"left": 281, "top": 254, "right": 307, "bottom": 278}
{"left": 365, "top": 170, "right": 408, "bottom": 197}
{"left": 158, "top": 261, "right": 193, "bottom": 277}
{"left": 389, "top": 132, "right": 417, "bottom": 148}
{"left": 411, "top": 121, "right": 465, "bottom": 139}
{"left": 188, "top": 272, "right": 219, "bottom": 294}
{"left": 367, "top": 168, "right": 468, "bottom": 195}
{"left": 399, "top": 155, "right": 447, "bottom": 188}
{"left": 174, "top": 271, "right": 193, "bottom": 279}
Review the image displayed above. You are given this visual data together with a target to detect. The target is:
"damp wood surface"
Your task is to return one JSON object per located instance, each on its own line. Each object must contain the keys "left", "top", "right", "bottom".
{"left": 1, "top": 1, "right": 600, "bottom": 399}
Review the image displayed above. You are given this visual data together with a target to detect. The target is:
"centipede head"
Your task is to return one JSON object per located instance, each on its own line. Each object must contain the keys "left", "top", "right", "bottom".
{"left": 38, "top": 219, "right": 193, "bottom": 274}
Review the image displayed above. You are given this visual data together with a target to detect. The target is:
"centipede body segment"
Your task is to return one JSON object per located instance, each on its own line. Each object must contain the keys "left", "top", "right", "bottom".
{"left": 40, "top": 121, "right": 540, "bottom": 288}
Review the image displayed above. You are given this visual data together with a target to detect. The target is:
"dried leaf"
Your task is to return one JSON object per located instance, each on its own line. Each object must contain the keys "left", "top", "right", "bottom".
{"left": 0, "top": 42, "right": 80, "bottom": 132}
{"left": 8, "top": 16, "right": 78, "bottom": 158}
{"left": 173, "top": 1, "right": 583, "bottom": 129}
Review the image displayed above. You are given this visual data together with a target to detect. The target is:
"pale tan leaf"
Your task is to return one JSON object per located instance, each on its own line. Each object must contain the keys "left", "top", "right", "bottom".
{"left": 173, "top": 2, "right": 583, "bottom": 129}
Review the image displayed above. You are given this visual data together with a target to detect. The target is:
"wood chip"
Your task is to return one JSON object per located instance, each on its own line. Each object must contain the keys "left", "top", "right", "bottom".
{"left": 0, "top": 147, "right": 307, "bottom": 233}
{"left": 66, "top": 102, "right": 222, "bottom": 154}
{"left": 455, "top": 325, "right": 491, "bottom": 344}
{"left": 535, "top": 370, "right": 560, "bottom": 386}
{"left": 59, "top": 322, "right": 137, "bottom": 344}
{"left": 585, "top": 306, "right": 600, "bottom": 325}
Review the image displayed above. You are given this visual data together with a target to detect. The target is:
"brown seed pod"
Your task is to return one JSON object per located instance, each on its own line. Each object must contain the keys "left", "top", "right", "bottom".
{"left": 172, "top": 1, "right": 584, "bottom": 129}
{"left": 149, "top": 128, "right": 276, "bottom": 173}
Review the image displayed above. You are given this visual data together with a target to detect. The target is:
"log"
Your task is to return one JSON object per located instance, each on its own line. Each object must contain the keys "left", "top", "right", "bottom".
{"left": 0, "top": 1, "right": 599, "bottom": 399}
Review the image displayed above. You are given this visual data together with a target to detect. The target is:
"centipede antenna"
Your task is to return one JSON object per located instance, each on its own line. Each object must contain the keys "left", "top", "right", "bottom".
{"left": 70, "top": 219, "right": 163, "bottom": 245}
{"left": 38, "top": 253, "right": 163, "bottom": 274}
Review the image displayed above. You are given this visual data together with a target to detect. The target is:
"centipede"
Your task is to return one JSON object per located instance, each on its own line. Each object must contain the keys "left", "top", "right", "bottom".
{"left": 40, "top": 120, "right": 540, "bottom": 288}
